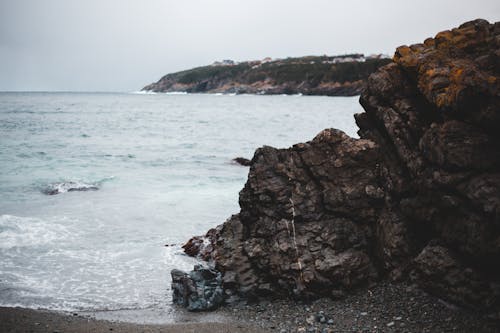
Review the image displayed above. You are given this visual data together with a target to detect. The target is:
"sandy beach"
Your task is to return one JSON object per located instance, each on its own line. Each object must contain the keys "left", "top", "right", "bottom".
{"left": 0, "top": 307, "right": 267, "bottom": 333}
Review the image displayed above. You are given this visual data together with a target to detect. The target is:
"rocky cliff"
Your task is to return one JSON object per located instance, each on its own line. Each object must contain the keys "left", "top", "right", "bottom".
{"left": 180, "top": 19, "right": 500, "bottom": 315}
{"left": 142, "top": 55, "right": 391, "bottom": 96}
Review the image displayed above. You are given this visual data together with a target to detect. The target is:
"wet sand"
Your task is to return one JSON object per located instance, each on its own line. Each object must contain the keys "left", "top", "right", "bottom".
{"left": 0, "top": 307, "right": 266, "bottom": 333}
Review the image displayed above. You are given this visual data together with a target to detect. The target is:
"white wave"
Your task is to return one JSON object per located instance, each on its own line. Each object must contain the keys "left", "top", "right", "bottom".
{"left": 130, "top": 90, "right": 157, "bottom": 95}
{"left": 212, "top": 93, "right": 236, "bottom": 96}
{"left": 41, "top": 177, "right": 114, "bottom": 195}
{"left": 164, "top": 91, "right": 188, "bottom": 95}
{"left": 42, "top": 181, "right": 98, "bottom": 195}
{"left": 0, "top": 213, "right": 176, "bottom": 312}
{"left": 0, "top": 215, "right": 74, "bottom": 249}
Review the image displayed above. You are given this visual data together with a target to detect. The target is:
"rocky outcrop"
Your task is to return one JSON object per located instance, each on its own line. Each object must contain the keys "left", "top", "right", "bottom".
{"left": 232, "top": 157, "right": 252, "bottom": 166}
{"left": 198, "top": 131, "right": 384, "bottom": 301}
{"left": 179, "top": 19, "right": 500, "bottom": 315}
{"left": 144, "top": 78, "right": 368, "bottom": 96}
{"left": 356, "top": 20, "right": 500, "bottom": 312}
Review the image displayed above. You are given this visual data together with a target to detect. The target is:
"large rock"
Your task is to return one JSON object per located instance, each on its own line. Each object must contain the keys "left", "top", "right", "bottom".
{"left": 188, "top": 129, "right": 384, "bottom": 300}
{"left": 358, "top": 20, "right": 500, "bottom": 298}
{"left": 180, "top": 19, "right": 500, "bottom": 314}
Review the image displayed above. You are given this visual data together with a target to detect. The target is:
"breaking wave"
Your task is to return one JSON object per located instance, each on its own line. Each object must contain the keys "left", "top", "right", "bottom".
{"left": 41, "top": 177, "right": 114, "bottom": 195}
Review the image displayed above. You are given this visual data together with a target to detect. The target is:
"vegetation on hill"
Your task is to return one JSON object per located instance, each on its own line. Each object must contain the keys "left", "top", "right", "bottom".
{"left": 143, "top": 54, "right": 392, "bottom": 96}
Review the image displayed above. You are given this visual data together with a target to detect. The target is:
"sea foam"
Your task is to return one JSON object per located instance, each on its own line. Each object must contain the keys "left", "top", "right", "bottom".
{"left": 0, "top": 214, "right": 74, "bottom": 249}
{"left": 41, "top": 177, "right": 114, "bottom": 195}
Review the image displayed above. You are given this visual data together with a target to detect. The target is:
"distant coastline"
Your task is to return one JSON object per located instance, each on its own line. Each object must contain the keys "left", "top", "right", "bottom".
{"left": 142, "top": 54, "right": 391, "bottom": 96}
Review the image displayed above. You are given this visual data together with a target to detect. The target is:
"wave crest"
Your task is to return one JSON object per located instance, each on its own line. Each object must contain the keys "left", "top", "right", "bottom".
{"left": 41, "top": 177, "right": 114, "bottom": 195}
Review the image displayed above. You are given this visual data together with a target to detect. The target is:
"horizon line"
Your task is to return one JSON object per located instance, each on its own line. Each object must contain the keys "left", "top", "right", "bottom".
{"left": 0, "top": 90, "right": 133, "bottom": 94}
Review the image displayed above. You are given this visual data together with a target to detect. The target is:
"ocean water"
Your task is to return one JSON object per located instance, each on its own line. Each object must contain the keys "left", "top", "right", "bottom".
{"left": 0, "top": 92, "right": 361, "bottom": 317}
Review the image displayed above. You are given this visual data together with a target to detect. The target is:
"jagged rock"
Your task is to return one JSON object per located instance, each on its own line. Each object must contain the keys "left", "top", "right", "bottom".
{"left": 360, "top": 19, "right": 500, "bottom": 310}
{"left": 232, "top": 157, "right": 252, "bottom": 166}
{"left": 180, "top": 19, "right": 500, "bottom": 315}
{"left": 181, "top": 227, "right": 220, "bottom": 261}
{"left": 171, "top": 265, "right": 224, "bottom": 311}
{"left": 182, "top": 236, "right": 204, "bottom": 257}
{"left": 188, "top": 129, "right": 383, "bottom": 299}
{"left": 358, "top": 19, "right": 500, "bottom": 311}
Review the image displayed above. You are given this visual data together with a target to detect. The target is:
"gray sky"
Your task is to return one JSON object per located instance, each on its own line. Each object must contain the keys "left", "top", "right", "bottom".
{"left": 0, "top": 0, "right": 498, "bottom": 92}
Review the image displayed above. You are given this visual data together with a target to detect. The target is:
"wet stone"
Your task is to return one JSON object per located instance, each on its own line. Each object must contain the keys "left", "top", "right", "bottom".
{"left": 171, "top": 264, "right": 224, "bottom": 311}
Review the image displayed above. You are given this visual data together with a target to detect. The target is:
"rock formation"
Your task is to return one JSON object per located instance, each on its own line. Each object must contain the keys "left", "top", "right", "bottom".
{"left": 176, "top": 19, "right": 500, "bottom": 315}
{"left": 232, "top": 157, "right": 252, "bottom": 166}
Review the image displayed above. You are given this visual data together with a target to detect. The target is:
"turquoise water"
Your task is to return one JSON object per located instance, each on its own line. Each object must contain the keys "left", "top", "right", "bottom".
{"left": 0, "top": 92, "right": 361, "bottom": 313}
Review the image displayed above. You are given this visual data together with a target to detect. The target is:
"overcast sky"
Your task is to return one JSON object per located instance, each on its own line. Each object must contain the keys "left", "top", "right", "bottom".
{"left": 0, "top": 0, "right": 498, "bottom": 92}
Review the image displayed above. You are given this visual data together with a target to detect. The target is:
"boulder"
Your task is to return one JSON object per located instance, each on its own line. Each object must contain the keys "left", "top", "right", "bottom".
{"left": 171, "top": 265, "right": 224, "bottom": 311}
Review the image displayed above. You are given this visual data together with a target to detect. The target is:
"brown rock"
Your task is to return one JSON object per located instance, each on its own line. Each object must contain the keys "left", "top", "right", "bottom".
{"left": 232, "top": 157, "right": 252, "bottom": 166}
{"left": 179, "top": 19, "right": 500, "bottom": 315}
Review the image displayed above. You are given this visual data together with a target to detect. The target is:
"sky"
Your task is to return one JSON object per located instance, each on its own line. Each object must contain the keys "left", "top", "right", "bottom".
{"left": 0, "top": 0, "right": 498, "bottom": 92}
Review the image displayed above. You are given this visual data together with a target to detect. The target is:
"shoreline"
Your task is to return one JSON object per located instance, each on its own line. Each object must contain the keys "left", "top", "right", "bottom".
{"left": 0, "top": 307, "right": 265, "bottom": 333}
{"left": 1, "top": 282, "right": 497, "bottom": 333}
{"left": 134, "top": 90, "right": 359, "bottom": 97}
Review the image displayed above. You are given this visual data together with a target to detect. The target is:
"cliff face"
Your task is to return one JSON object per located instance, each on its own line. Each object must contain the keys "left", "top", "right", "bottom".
{"left": 142, "top": 55, "right": 391, "bottom": 96}
{"left": 183, "top": 19, "right": 500, "bottom": 314}
{"left": 357, "top": 19, "right": 500, "bottom": 310}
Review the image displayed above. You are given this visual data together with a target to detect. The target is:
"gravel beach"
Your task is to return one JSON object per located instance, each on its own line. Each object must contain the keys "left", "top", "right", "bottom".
{"left": 1, "top": 282, "right": 497, "bottom": 333}
{"left": 225, "top": 282, "right": 499, "bottom": 333}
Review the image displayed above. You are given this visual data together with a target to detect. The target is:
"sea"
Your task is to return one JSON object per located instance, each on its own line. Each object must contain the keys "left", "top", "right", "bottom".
{"left": 0, "top": 92, "right": 361, "bottom": 321}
